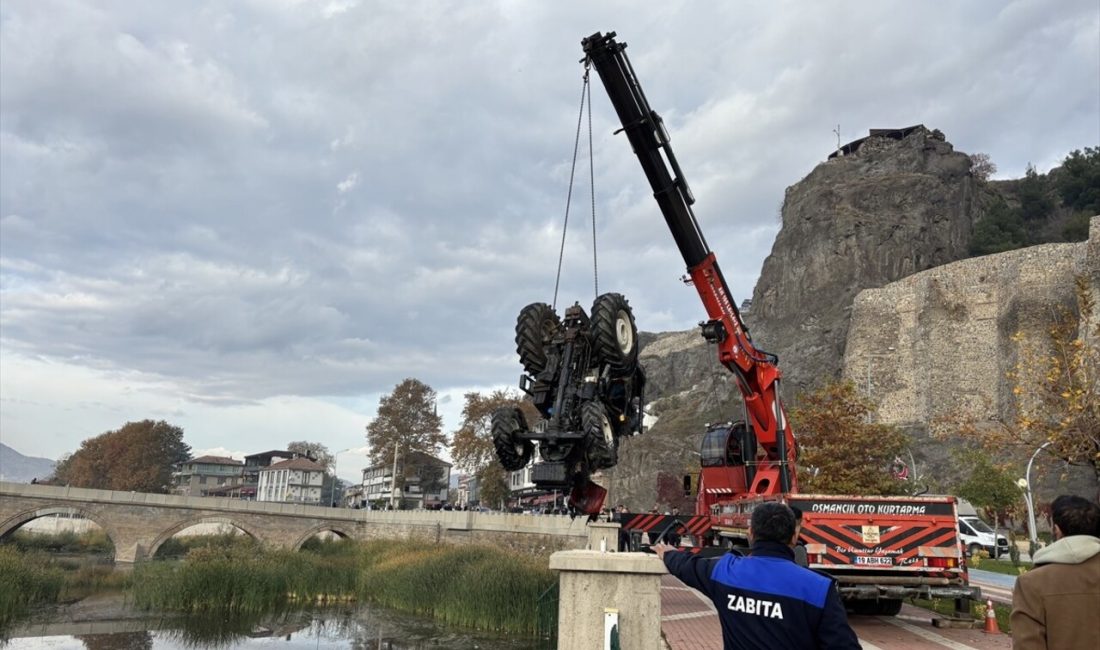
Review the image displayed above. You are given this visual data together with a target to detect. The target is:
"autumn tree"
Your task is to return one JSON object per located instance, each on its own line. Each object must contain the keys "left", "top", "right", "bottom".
{"left": 450, "top": 389, "right": 538, "bottom": 508}
{"left": 968, "top": 152, "right": 997, "bottom": 181}
{"left": 287, "top": 441, "right": 334, "bottom": 469}
{"left": 967, "top": 277, "right": 1100, "bottom": 493}
{"left": 789, "top": 380, "right": 910, "bottom": 496}
{"left": 365, "top": 379, "right": 445, "bottom": 497}
{"left": 51, "top": 420, "right": 190, "bottom": 493}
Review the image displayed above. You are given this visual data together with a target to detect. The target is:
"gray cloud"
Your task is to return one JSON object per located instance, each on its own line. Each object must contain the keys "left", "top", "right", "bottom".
{"left": 1, "top": 1, "right": 1097, "bottom": 452}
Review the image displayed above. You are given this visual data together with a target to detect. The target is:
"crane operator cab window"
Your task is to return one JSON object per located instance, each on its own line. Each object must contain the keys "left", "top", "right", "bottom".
{"left": 699, "top": 422, "right": 750, "bottom": 467}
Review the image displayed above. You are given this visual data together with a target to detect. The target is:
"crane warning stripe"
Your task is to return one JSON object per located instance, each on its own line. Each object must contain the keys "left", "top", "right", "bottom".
{"left": 620, "top": 514, "right": 712, "bottom": 537}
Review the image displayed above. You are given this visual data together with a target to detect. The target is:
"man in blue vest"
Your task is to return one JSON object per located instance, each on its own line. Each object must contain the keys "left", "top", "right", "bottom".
{"left": 654, "top": 501, "right": 859, "bottom": 649}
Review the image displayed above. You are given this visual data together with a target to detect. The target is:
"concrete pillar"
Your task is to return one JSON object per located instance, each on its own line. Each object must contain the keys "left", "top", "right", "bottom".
{"left": 549, "top": 550, "right": 666, "bottom": 650}
{"left": 587, "top": 521, "right": 621, "bottom": 552}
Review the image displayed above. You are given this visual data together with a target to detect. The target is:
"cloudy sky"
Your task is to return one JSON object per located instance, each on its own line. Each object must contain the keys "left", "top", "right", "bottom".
{"left": 1, "top": 0, "right": 1097, "bottom": 481}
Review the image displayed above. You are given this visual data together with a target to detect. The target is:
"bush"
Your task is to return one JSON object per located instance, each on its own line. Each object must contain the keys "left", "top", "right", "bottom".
{"left": 971, "top": 200, "right": 1028, "bottom": 256}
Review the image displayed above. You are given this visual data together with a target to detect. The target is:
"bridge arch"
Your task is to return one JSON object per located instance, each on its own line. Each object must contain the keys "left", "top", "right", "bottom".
{"left": 292, "top": 523, "right": 355, "bottom": 551}
{"left": 147, "top": 516, "right": 263, "bottom": 559}
{"left": 0, "top": 505, "right": 119, "bottom": 557}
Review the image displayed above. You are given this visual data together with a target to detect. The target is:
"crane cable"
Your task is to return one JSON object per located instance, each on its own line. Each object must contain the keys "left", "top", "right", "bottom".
{"left": 552, "top": 61, "right": 599, "bottom": 311}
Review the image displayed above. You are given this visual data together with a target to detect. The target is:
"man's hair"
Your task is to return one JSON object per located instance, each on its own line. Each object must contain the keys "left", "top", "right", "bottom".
{"left": 751, "top": 502, "right": 797, "bottom": 543}
{"left": 791, "top": 506, "right": 803, "bottom": 522}
{"left": 1051, "top": 495, "right": 1100, "bottom": 537}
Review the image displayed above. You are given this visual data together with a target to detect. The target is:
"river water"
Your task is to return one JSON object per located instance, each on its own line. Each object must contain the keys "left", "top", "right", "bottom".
{"left": 4, "top": 592, "right": 548, "bottom": 649}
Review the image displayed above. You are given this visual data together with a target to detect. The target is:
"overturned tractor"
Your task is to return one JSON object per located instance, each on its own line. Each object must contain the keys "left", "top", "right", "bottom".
{"left": 491, "top": 292, "right": 645, "bottom": 516}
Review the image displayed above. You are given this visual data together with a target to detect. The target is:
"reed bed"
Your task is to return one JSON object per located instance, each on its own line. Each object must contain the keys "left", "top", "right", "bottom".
{"left": 355, "top": 540, "right": 555, "bottom": 636}
{"left": 4, "top": 529, "right": 113, "bottom": 555}
{"left": 0, "top": 546, "right": 64, "bottom": 632}
{"left": 132, "top": 544, "right": 359, "bottom": 614}
{"left": 131, "top": 538, "right": 554, "bottom": 637}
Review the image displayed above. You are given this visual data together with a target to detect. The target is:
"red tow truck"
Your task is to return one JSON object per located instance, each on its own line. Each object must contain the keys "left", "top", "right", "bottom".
{"left": 581, "top": 31, "right": 979, "bottom": 615}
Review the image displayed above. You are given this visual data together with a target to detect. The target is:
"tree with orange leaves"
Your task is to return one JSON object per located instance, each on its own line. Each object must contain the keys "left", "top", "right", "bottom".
{"left": 790, "top": 380, "right": 910, "bottom": 496}
{"left": 51, "top": 420, "right": 190, "bottom": 493}
{"left": 450, "top": 389, "right": 539, "bottom": 508}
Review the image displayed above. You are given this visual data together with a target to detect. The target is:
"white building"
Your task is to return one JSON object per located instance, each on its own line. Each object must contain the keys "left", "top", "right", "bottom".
{"left": 257, "top": 457, "right": 327, "bottom": 504}
{"left": 361, "top": 451, "right": 451, "bottom": 509}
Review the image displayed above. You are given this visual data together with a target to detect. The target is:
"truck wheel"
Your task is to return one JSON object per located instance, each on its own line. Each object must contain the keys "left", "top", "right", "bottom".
{"left": 591, "top": 293, "right": 638, "bottom": 375}
{"left": 492, "top": 407, "right": 534, "bottom": 471}
{"left": 515, "top": 303, "right": 561, "bottom": 375}
{"left": 582, "top": 401, "right": 617, "bottom": 469}
{"left": 968, "top": 543, "right": 983, "bottom": 559}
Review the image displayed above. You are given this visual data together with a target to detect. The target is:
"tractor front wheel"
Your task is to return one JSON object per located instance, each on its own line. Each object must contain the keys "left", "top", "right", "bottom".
{"left": 582, "top": 401, "right": 618, "bottom": 469}
{"left": 492, "top": 407, "right": 534, "bottom": 471}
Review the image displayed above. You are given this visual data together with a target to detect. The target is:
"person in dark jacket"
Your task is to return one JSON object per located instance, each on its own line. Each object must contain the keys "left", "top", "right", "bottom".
{"left": 653, "top": 502, "right": 859, "bottom": 650}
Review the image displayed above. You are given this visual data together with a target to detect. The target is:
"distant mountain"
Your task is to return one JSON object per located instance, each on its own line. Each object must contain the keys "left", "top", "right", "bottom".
{"left": 0, "top": 442, "right": 55, "bottom": 483}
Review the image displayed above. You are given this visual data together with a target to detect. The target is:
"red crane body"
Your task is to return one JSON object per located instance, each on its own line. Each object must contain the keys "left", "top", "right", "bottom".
{"left": 581, "top": 32, "right": 798, "bottom": 514}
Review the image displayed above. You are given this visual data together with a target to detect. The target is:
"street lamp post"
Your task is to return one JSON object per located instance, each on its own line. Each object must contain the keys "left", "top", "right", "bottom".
{"left": 1018, "top": 441, "right": 1053, "bottom": 558}
{"left": 390, "top": 441, "right": 400, "bottom": 510}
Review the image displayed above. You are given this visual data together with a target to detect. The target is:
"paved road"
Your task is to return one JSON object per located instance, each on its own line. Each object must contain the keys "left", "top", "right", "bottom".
{"left": 661, "top": 575, "right": 1012, "bottom": 649}
{"left": 970, "top": 569, "right": 1017, "bottom": 605}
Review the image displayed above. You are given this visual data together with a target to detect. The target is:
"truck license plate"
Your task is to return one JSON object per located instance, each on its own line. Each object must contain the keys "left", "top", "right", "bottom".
{"left": 854, "top": 556, "right": 892, "bottom": 566}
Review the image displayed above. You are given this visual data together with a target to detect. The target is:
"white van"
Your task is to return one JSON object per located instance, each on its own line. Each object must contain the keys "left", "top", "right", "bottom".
{"left": 958, "top": 515, "right": 1009, "bottom": 558}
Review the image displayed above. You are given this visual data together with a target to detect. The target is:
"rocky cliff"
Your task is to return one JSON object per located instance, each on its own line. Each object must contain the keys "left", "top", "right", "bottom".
{"left": 748, "top": 126, "right": 986, "bottom": 395}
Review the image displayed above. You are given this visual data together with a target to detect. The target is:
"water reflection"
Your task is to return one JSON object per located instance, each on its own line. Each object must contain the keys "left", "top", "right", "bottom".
{"left": 7, "top": 603, "right": 546, "bottom": 649}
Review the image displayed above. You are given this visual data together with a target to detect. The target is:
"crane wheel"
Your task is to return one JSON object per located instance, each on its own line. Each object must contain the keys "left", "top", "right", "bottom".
{"left": 591, "top": 293, "right": 638, "bottom": 376}
{"left": 581, "top": 401, "right": 618, "bottom": 469}
{"left": 515, "top": 303, "right": 561, "bottom": 376}
{"left": 492, "top": 407, "right": 534, "bottom": 472}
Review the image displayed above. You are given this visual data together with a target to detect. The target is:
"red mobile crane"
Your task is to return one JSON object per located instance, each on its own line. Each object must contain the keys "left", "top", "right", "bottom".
{"left": 581, "top": 31, "right": 796, "bottom": 510}
{"left": 582, "top": 32, "right": 979, "bottom": 615}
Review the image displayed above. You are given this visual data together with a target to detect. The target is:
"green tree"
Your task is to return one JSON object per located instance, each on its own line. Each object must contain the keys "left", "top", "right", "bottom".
{"left": 1017, "top": 163, "right": 1054, "bottom": 222}
{"left": 790, "top": 381, "right": 910, "bottom": 496}
{"left": 365, "top": 379, "right": 446, "bottom": 492}
{"left": 1056, "top": 147, "right": 1100, "bottom": 214}
{"left": 450, "top": 389, "right": 538, "bottom": 507}
{"left": 51, "top": 420, "right": 190, "bottom": 493}
{"left": 951, "top": 447, "right": 1020, "bottom": 521}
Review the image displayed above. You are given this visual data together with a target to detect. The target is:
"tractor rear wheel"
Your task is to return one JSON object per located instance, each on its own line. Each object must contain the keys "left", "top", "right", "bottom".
{"left": 515, "top": 303, "right": 561, "bottom": 376}
{"left": 591, "top": 293, "right": 638, "bottom": 375}
{"left": 492, "top": 407, "right": 534, "bottom": 471}
{"left": 582, "top": 401, "right": 617, "bottom": 469}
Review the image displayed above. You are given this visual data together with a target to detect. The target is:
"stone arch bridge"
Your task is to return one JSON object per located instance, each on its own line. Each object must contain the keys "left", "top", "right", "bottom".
{"left": 0, "top": 482, "right": 587, "bottom": 563}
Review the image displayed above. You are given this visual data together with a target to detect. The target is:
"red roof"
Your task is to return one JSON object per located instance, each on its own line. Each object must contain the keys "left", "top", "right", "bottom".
{"left": 264, "top": 457, "right": 326, "bottom": 472}
{"left": 189, "top": 455, "right": 242, "bottom": 466}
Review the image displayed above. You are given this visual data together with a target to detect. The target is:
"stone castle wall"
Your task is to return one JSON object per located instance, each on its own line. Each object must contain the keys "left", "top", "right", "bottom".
{"left": 844, "top": 216, "right": 1098, "bottom": 430}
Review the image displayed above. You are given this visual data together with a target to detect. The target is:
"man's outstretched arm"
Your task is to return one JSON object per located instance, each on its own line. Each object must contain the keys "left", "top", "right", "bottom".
{"left": 653, "top": 543, "right": 718, "bottom": 599}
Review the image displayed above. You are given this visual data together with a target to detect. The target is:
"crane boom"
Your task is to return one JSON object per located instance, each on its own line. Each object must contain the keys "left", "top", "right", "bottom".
{"left": 581, "top": 31, "right": 797, "bottom": 499}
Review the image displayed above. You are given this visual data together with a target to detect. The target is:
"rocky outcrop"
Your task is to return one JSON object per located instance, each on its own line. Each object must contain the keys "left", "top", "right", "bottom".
{"left": 748, "top": 126, "right": 985, "bottom": 395}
